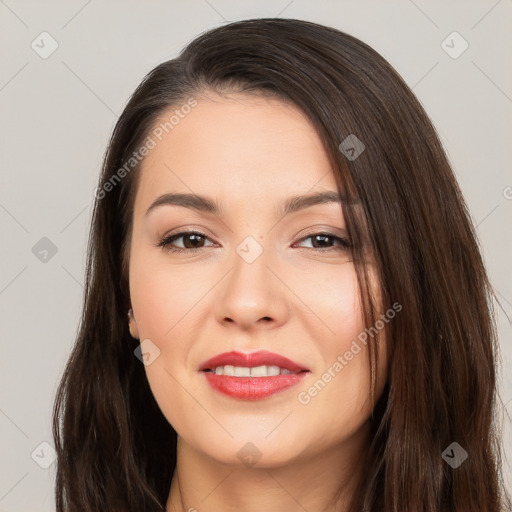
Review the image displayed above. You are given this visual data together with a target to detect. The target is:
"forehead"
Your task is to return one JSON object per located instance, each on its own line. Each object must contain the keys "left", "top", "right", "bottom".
{"left": 133, "top": 93, "right": 338, "bottom": 216}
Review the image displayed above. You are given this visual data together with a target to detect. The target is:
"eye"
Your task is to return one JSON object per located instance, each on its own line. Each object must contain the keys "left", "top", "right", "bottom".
{"left": 294, "top": 233, "right": 351, "bottom": 251}
{"left": 157, "top": 231, "right": 215, "bottom": 253}
{"left": 156, "top": 230, "right": 351, "bottom": 254}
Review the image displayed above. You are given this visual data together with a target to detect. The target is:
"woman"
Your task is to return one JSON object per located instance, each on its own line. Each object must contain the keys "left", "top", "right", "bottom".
{"left": 52, "top": 18, "right": 511, "bottom": 512}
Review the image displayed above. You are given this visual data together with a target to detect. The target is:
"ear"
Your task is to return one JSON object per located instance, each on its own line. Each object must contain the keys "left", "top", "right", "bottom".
{"left": 127, "top": 309, "right": 140, "bottom": 340}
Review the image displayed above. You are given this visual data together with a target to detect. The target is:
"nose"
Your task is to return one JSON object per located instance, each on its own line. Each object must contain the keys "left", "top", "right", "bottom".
{"left": 213, "top": 246, "right": 290, "bottom": 332}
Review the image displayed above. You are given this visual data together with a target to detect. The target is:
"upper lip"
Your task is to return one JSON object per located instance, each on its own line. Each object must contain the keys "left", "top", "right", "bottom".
{"left": 199, "top": 350, "right": 309, "bottom": 372}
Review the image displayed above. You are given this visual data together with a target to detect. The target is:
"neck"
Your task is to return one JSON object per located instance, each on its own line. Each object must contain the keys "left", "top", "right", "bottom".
{"left": 166, "top": 422, "right": 370, "bottom": 512}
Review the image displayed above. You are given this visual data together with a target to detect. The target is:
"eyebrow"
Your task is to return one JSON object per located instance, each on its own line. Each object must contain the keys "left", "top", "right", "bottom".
{"left": 145, "top": 190, "right": 343, "bottom": 218}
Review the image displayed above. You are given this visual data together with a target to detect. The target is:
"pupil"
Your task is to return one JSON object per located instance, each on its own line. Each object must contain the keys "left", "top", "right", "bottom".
{"left": 185, "top": 234, "right": 203, "bottom": 248}
{"left": 313, "top": 235, "right": 331, "bottom": 248}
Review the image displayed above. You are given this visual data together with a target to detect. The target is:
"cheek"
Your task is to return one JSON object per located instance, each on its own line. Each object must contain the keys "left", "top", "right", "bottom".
{"left": 128, "top": 248, "right": 200, "bottom": 430}
{"left": 128, "top": 243, "right": 207, "bottom": 340}
{"left": 130, "top": 267, "right": 173, "bottom": 340}
{"left": 128, "top": 246, "right": 214, "bottom": 396}
{"left": 289, "top": 260, "right": 363, "bottom": 343}
{"left": 292, "top": 263, "right": 382, "bottom": 419}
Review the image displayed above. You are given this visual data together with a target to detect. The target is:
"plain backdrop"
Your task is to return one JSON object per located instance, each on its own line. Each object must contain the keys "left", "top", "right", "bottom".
{"left": 1, "top": 1, "right": 511, "bottom": 510}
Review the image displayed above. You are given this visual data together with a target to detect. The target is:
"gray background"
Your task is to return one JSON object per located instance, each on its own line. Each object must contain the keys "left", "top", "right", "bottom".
{"left": 1, "top": 0, "right": 511, "bottom": 510}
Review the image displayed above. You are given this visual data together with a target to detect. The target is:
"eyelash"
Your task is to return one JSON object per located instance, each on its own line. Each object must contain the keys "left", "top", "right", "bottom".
{"left": 156, "top": 230, "right": 351, "bottom": 254}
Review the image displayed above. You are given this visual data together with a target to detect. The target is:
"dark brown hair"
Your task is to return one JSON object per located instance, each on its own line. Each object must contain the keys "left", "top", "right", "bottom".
{"left": 52, "top": 18, "right": 511, "bottom": 512}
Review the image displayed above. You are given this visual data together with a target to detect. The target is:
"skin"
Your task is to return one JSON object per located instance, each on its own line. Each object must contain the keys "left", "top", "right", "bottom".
{"left": 127, "top": 92, "right": 388, "bottom": 512}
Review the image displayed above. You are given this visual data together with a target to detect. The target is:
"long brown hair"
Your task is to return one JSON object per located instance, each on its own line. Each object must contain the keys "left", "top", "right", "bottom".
{"left": 52, "top": 18, "right": 511, "bottom": 511}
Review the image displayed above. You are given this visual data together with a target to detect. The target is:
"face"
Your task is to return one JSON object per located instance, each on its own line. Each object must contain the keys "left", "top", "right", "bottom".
{"left": 128, "top": 92, "right": 388, "bottom": 468}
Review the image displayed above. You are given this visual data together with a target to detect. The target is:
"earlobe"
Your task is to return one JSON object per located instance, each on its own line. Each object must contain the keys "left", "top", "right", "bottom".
{"left": 127, "top": 308, "right": 140, "bottom": 339}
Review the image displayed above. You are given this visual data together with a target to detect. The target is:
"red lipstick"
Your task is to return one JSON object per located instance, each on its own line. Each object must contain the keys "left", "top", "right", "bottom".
{"left": 199, "top": 350, "right": 309, "bottom": 400}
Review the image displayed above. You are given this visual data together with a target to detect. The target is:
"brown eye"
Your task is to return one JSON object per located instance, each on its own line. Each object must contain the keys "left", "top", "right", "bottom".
{"left": 296, "top": 233, "right": 351, "bottom": 251}
{"left": 157, "top": 231, "right": 215, "bottom": 253}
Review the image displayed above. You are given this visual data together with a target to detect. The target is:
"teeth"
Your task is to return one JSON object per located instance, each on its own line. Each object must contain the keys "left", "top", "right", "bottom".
{"left": 267, "top": 365, "right": 280, "bottom": 376}
{"left": 223, "top": 365, "right": 235, "bottom": 376}
{"left": 250, "top": 365, "right": 268, "bottom": 377}
{"left": 211, "top": 365, "right": 297, "bottom": 377}
{"left": 234, "top": 366, "right": 251, "bottom": 377}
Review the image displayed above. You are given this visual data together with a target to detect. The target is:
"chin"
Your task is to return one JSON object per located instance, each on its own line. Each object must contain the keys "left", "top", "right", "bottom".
{"left": 181, "top": 426, "right": 312, "bottom": 469}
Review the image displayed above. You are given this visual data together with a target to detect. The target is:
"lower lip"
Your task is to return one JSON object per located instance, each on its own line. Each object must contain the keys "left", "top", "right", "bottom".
{"left": 203, "top": 371, "right": 308, "bottom": 400}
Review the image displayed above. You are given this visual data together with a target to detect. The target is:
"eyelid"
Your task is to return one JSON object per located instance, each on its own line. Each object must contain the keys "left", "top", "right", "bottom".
{"left": 294, "top": 224, "right": 347, "bottom": 238}
{"left": 158, "top": 225, "right": 217, "bottom": 241}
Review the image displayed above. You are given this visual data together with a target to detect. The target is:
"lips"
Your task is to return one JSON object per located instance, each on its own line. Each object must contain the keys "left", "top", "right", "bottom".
{"left": 199, "top": 350, "right": 310, "bottom": 400}
{"left": 199, "top": 350, "right": 308, "bottom": 373}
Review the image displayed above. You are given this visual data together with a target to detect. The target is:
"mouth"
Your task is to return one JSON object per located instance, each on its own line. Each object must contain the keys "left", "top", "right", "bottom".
{"left": 204, "top": 365, "right": 302, "bottom": 377}
{"left": 199, "top": 350, "right": 310, "bottom": 400}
